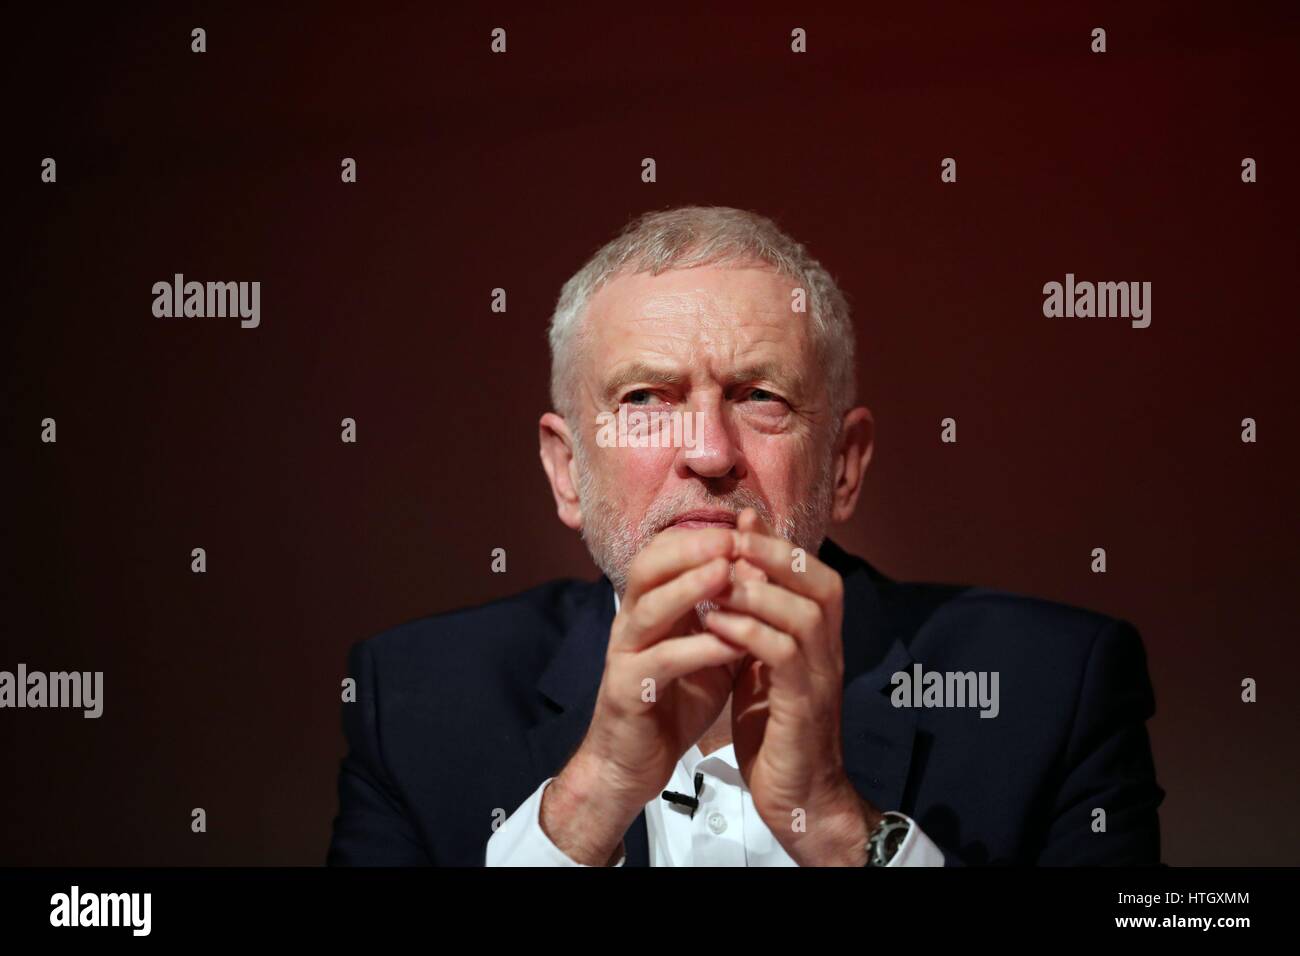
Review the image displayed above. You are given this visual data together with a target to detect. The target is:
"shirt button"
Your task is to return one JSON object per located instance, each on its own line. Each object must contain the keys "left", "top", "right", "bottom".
{"left": 706, "top": 811, "right": 727, "bottom": 834}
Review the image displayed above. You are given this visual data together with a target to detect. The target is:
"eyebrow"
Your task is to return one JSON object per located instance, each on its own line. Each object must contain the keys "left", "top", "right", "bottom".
{"left": 599, "top": 360, "right": 803, "bottom": 405}
{"left": 600, "top": 362, "right": 685, "bottom": 405}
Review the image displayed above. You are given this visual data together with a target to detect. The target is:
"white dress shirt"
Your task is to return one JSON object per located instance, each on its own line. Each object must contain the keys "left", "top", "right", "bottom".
{"left": 485, "top": 592, "right": 946, "bottom": 867}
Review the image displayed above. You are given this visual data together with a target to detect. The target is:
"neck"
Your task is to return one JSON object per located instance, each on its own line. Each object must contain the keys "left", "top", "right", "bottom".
{"left": 697, "top": 696, "right": 733, "bottom": 756}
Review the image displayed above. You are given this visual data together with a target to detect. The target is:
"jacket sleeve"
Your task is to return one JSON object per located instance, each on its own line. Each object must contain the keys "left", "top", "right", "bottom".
{"left": 327, "top": 639, "right": 432, "bottom": 865}
{"left": 1036, "top": 618, "right": 1164, "bottom": 865}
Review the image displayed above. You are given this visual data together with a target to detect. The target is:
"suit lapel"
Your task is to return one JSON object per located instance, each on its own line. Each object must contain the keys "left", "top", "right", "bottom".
{"left": 526, "top": 577, "right": 652, "bottom": 865}
{"left": 841, "top": 640, "right": 920, "bottom": 814}
{"left": 821, "top": 540, "right": 920, "bottom": 815}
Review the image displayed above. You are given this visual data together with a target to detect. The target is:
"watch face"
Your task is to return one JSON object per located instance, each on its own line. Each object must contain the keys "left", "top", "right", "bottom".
{"left": 872, "top": 814, "right": 910, "bottom": 865}
{"left": 884, "top": 826, "right": 908, "bottom": 859}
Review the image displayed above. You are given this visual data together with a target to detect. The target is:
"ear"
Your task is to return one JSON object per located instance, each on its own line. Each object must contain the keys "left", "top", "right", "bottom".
{"left": 539, "top": 411, "right": 584, "bottom": 531}
{"left": 830, "top": 406, "right": 874, "bottom": 523}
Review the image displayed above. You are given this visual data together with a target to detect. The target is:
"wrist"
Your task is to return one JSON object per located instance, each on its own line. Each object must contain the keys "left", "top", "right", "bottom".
{"left": 787, "top": 784, "right": 880, "bottom": 867}
{"left": 540, "top": 750, "right": 642, "bottom": 866}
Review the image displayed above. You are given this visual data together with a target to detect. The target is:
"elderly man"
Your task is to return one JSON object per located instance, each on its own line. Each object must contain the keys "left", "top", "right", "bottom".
{"left": 327, "top": 207, "right": 1163, "bottom": 866}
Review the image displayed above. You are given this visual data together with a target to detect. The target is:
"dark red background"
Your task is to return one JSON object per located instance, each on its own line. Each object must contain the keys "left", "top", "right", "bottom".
{"left": 4, "top": 2, "right": 1297, "bottom": 865}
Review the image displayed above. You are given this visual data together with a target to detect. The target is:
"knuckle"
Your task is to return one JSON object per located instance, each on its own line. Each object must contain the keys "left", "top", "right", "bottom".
{"left": 631, "top": 601, "right": 657, "bottom": 634}
{"left": 773, "top": 640, "right": 799, "bottom": 667}
{"left": 690, "top": 558, "right": 716, "bottom": 583}
{"left": 801, "top": 602, "right": 822, "bottom": 632}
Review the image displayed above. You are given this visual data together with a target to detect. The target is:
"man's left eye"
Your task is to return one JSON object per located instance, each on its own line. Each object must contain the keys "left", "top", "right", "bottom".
{"left": 746, "top": 389, "right": 781, "bottom": 403}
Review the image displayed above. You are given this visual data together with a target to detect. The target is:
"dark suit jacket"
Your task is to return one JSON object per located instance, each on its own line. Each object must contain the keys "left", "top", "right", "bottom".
{"left": 327, "top": 539, "right": 1163, "bottom": 866}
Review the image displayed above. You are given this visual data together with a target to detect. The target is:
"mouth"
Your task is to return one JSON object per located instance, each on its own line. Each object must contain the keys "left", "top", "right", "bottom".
{"left": 665, "top": 509, "right": 739, "bottom": 530}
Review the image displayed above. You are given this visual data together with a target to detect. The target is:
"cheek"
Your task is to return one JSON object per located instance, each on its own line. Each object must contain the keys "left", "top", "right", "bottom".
{"left": 742, "top": 440, "right": 802, "bottom": 496}
{"left": 598, "top": 446, "right": 677, "bottom": 505}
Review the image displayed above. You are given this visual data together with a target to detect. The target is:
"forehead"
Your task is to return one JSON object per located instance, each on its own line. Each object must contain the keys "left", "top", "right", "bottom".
{"left": 583, "top": 263, "right": 813, "bottom": 369}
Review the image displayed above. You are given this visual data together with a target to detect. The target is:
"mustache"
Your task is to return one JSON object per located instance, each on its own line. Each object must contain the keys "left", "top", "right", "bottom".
{"left": 642, "top": 488, "right": 774, "bottom": 535}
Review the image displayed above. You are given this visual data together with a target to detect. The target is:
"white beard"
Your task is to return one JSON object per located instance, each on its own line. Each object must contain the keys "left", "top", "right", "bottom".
{"left": 571, "top": 434, "right": 837, "bottom": 600}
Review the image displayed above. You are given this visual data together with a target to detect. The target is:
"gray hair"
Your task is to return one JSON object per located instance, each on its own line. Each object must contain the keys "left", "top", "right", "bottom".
{"left": 547, "top": 206, "right": 856, "bottom": 424}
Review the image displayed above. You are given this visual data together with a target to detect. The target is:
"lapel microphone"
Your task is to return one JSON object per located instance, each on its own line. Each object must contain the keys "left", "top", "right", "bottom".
{"left": 661, "top": 772, "right": 705, "bottom": 819}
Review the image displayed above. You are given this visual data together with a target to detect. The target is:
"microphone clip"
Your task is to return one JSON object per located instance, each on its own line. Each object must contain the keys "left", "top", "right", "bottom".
{"left": 661, "top": 772, "right": 705, "bottom": 819}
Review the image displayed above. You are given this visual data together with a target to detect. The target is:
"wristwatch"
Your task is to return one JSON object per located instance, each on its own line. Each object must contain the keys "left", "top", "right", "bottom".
{"left": 864, "top": 811, "right": 911, "bottom": 866}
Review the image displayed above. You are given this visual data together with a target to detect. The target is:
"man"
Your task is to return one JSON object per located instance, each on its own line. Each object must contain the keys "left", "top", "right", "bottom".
{"left": 327, "top": 206, "right": 1163, "bottom": 866}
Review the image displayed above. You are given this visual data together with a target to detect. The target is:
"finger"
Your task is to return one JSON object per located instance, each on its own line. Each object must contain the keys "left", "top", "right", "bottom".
{"left": 714, "top": 579, "right": 821, "bottom": 646}
{"left": 737, "top": 507, "right": 765, "bottom": 535}
{"left": 724, "top": 552, "right": 763, "bottom": 674}
{"left": 640, "top": 631, "right": 747, "bottom": 684}
{"left": 734, "top": 527, "right": 841, "bottom": 605}
{"left": 703, "top": 610, "right": 803, "bottom": 679}
{"left": 733, "top": 555, "right": 767, "bottom": 585}
{"left": 623, "top": 527, "right": 736, "bottom": 603}
{"left": 618, "top": 556, "right": 732, "bottom": 652}
{"left": 734, "top": 510, "right": 768, "bottom": 584}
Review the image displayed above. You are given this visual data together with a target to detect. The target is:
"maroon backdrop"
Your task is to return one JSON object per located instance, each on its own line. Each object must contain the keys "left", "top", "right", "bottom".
{"left": 4, "top": 1, "right": 1298, "bottom": 865}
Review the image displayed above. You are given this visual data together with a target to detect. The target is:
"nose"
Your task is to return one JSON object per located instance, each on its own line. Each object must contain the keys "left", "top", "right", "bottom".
{"left": 673, "top": 399, "right": 747, "bottom": 481}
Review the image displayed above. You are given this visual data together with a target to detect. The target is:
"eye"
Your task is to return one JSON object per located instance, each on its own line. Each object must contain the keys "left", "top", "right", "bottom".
{"left": 623, "top": 389, "right": 659, "bottom": 406}
{"left": 745, "top": 388, "right": 784, "bottom": 404}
